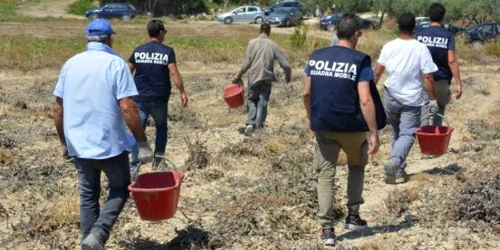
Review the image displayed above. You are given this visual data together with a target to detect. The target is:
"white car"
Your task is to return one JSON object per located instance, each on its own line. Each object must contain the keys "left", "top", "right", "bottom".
{"left": 415, "top": 16, "right": 430, "bottom": 26}
{"left": 217, "top": 6, "right": 265, "bottom": 24}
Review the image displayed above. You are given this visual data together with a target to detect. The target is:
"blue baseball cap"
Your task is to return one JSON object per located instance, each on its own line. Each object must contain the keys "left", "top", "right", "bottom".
{"left": 86, "top": 19, "right": 116, "bottom": 37}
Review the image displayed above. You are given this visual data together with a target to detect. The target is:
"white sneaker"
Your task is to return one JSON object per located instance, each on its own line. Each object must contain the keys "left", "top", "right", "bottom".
{"left": 244, "top": 125, "right": 254, "bottom": 136}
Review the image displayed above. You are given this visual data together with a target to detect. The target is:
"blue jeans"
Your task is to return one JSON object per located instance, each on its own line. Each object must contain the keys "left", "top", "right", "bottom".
{"left": 247, "top": 81, "right": 272, "bottom": 128}
{"left": 384, "top": 89, "right": 421, "bottom": 170}
{"left": 131, "top": 101, "right": 168, "bottom": 168}
{"left": 74, "top": 152, "right": 130, "bottom": 242}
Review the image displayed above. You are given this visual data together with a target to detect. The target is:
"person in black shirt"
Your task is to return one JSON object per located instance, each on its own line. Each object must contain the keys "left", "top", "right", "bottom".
{"left": 128, "top": 19, "right": 188, "bottom": 168}
{"left": 416, "top": 3, "right": 463, "bottom": 125}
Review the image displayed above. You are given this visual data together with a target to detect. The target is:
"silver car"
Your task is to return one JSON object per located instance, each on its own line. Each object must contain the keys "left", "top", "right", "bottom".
{"left": 217, "top": 6, "right": 265, "bottom": 25}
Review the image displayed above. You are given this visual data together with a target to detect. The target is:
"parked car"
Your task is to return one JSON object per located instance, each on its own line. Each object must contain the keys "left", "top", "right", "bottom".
{"left": 362, "top": 18, "right": 380, "bottom": 29}
{"left": 414, "top": 21, "right": 465, "bottom": 35}
{"left": 85, "top": 3, "right": 136, "bottom": 21}
{"left": 217, "top": 6, "right": 265, "bottom": 24}
{"left": 320, "top": 14, "right": 379, "bottom": 31}
{"left": 319, "top": 13, "right": 342, "bottom": 31}
{"left": 465, "top": 22, "right": 500, "bottom": 49}
{"left": 415, "top": 16, "right": 430, "bottom": 26}
{"left": 265, "top": 7, "right": 303, "bottom": 27}
{"left": 265, "top": 0, "right": 304, "bottom": 15}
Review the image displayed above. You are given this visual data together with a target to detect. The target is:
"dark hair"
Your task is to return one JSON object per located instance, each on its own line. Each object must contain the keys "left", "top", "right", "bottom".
{"left": 398, "top": 12, "right": 416, "bottom": 34}
{"left": 336, "top": 13, "right": 362, "bottom": 39}
{"left": 429, "top": 2, "right": 446, "bottom": 22}
{"left": 147, "top": 19, "right": 166, "bottom": 38}
{"left": 260, "top": 23, "right": 271, "bottom": 34}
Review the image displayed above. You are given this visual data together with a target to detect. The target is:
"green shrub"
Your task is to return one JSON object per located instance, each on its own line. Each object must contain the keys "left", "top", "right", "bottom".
{"left": 67, "top": 0, "right": 96, "bottom": 16}
{"left": 290, "top": 25, "right": 308, "bottom": 50}
{"left": 485, "top": 43, "right": 500, "bottom": 57}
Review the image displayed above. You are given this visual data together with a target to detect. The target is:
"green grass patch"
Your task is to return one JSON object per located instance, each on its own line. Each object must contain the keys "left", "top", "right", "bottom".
{"left": 0, "top": 22, "right": 331, "bottom": 71}
{"left": 0, "top": 3, "right": 16, "bottom": 20}
{"left": 0, "top": 36, "right": 85, "bottom": 70}
{"left": 485, "top": 42, "right": 500, "bottom": 57}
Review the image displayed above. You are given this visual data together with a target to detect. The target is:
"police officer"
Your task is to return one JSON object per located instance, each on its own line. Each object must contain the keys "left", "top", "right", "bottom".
{"left": 128, "top": 19, "right": 188, "bottom": 169}
{"left": 303, "top": 13, "right": 385, "bottom": 246}
{"left": 416, "top": 3, "right": 463, "bottom": 126}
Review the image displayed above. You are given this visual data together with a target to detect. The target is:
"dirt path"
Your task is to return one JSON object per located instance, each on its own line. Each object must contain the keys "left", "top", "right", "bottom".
{"left": 16, "top": 0, "right": 84, "bottom": 19}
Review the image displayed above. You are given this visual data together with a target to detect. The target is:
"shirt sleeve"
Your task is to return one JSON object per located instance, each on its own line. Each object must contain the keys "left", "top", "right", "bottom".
{"left": 448, "top": 35, "right": 456, "bottom": 51}
{"left": 53, "top": 63, "right": 68, "bottom": 98}
{"left": 358, "top": 57, "right": 375, "bottom": 82}
{"left": 420, "top": 45, "right": 438, "bottom": 74}
{"left": 113, "top": 59, "right": 138, "bottom": 100}
{"left": 128, "top": 50, "right": 136, "bottom": 64}
{"left": 168, "top": 49, "right": 176, "bottom": 64}
{"left": 377, "top": 45, "right": 387, "bottom": 66}
{"left": 304, "top": 63, "right": 311, "bottom": 76}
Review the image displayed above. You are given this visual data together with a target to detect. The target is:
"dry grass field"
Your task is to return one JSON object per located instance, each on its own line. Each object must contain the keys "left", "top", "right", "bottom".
{"left": 0, "top": 1, "right": 499, "bottom": 249}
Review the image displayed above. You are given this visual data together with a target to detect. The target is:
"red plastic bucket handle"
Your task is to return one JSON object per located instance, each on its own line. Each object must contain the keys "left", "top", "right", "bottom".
{"left": 420, "top": 113, "right": 451, "bottom": 127}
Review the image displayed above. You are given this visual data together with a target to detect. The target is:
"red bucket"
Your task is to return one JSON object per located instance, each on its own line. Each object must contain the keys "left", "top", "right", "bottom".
{"left": 223, "top": 84, "right": 244, "bottom": 108}
{"left": 128, "top": 171, "right": 184, "bottom": 221}
{"left": 416, "top": 125, "right": 454, "bottom": 156}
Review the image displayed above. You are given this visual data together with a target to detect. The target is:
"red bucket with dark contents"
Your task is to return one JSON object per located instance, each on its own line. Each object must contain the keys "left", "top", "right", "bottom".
{"left": 416, "top": 125, "right": 454, "bottom": 156}
{"left": 128, "top": 171, "right": 184, "bottom": 221}
{"left": 223, "top": 84, "right": 244, "bottom": 108}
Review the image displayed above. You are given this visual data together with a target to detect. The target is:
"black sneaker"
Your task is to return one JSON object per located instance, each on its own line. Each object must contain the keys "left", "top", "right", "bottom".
{"left": 321, "top": 228, "right": 336, "bottom": 246}
{"left": 344, "top": 214, "right": 368, "bottom": 230}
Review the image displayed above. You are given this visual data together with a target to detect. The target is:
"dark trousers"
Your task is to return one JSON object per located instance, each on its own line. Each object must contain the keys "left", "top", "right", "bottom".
{"left": 74, "top": 152, "right": 130, "bottom": 242}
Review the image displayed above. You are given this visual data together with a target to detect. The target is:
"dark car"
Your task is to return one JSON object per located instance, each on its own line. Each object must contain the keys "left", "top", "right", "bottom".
{"left": 466, "top": 23, "right": 500, "bottom": 49}
{"left": 362, "top": 18, "right": 380, "bottom": 29}
{"left": 265, "top": 0, "right": 303, "bottom": 15}
{"left": 85, "top": 3, "right": 136, "bottom": 21}
{"left": 319, "top": 13, "right": 342, "bottom": 31}
{"left": 265, "top": 7, "right": 302, "bottom": 27}
{"left": 414, "top": 21, "right": 465, "bottom": 35}
{"left": 320, "top": 14, "right": 379, "bottom": 31}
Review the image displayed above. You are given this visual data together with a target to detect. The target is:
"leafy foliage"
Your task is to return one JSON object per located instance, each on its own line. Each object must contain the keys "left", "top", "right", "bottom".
{"left": 68, "top": 0, "right": 97, "bottom": 15}
{"left": 98, "top": 0, "right": 208, "bottom": 16}
{"left": 373, "top": 0, "right": 499, "bottom": 24}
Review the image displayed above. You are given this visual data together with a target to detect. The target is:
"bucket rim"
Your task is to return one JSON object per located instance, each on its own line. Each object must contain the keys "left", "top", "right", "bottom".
{"left": 416, "top": 126, "right": 454, "bottom": 135}
{"left": 128, "top": 171, "right": 184, "bottom": 193}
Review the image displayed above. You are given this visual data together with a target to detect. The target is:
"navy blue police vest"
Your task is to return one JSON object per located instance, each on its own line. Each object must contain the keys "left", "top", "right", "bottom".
{"left": 309, "top": 46, "right": 386, "bottom": 132}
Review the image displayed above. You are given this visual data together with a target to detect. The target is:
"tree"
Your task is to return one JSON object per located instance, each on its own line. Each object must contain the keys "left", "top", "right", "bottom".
{"left": 99, "top": 0, "right": 208, "bottom": 16}
{"left": 373, "top": 0, "right": 499, "bottom": 26}
{"left": 335, "top": 0, "right": 373, "bottom": 13}
{"left": 445, "top": 0, "right": 499, "bottom": 24}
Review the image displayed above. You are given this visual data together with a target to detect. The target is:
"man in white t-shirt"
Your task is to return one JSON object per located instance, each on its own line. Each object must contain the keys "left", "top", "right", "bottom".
{"left": 374, "top": 12, "right": 439, "bottom": 185}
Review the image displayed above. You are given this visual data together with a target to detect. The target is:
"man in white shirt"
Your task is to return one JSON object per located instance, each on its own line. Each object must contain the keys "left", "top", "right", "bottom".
{"left": 374, "top": 12, "right": 439, "bottom": 184}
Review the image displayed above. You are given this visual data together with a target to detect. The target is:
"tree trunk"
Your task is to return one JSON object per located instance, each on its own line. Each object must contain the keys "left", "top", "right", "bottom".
{"left": 151, "top": 0, "right": 159, "bottom": 16}
{"left": 379, "top": 11, "right": 386, "bottom": 27}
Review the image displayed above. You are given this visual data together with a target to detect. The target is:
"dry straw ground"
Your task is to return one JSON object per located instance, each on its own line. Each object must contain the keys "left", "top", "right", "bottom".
{"left": 1, "top": 1, "right": 500, "bottom": 250}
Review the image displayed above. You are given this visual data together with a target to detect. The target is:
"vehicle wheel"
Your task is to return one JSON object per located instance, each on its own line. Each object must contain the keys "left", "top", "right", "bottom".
{"left": 472, "top": 41, "right": 483, "bottom": 50}
{"left": 91, "top": 14, "right": 99, "bottom": 20}
{"left": 122, "top": 15, "right": 131, "bottom": 21}
{"left": 224, "top": 17, "right": 233, "bottom": 24}
{"left": 372, "top": 24, "right": 381, "bottom": 30}
{"left": 254, "top": 17, "right": 263, "bottom": 24}
{"left": 327, "top": 23, "right": 335, "bottom": 31}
